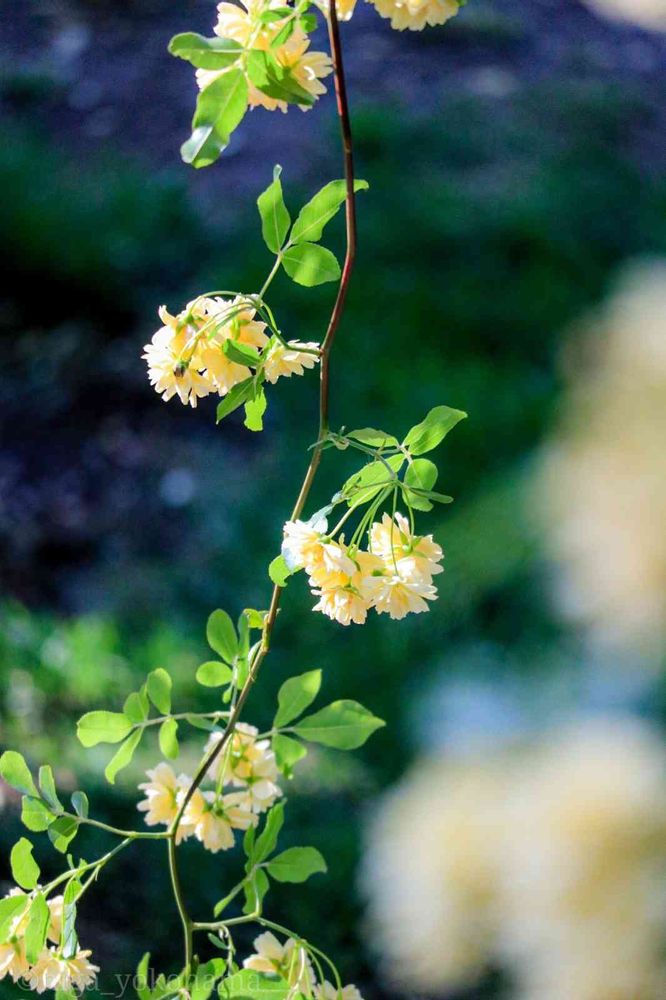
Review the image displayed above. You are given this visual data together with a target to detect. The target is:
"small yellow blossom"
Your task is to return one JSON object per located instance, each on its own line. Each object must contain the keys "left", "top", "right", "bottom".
{"left": 0, "top": 939, "right": 29, "bottom": 983}
{"left": 46, "top": 896, "right": 64, "bottom": 945}
{"left": 282, "top": 517, "right": 328, "bottom": 572}
{"left": 363, "top": 561, "right": 438, "bottom": 619}
{"left": 196, "top": 296, "right": 268, "bottom": 395}
{"left": 137, "top": 763, "right": 191, "bottom": 841}
{"left": 244, "top": 932, "right": 315, "bottom": 992}
{"left": 142, "top": 307, "right": 212, "bottom": 408}
{"left": 28, "top": 948, "right": 99, "bottom": 993}
{"left": 370, "top": 512, "right": 443, "bottom": 580}
{"left": 311, "top": 550, "right": 383, "bottom": 626}
{"left": 263, "top": 339, "right": 320, "bottom": 384}
{"left": 315, "top": 982, "right": 364, "bottom": 1000}
{"left": 205, "top": 724, "right": 282, "bottom": 811}
{"left": 180, "top": 788, "right": 256, "bottom": 853}
{"left": 370, "top": 0, "right": 460, "bottom": 31}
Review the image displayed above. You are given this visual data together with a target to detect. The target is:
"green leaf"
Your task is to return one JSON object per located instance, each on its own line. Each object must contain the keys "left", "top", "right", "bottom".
{"left": 293, "top": 699, "right": 385, "bottom": 749}
{"left": 22, "top": 796, "right": 55, "bottom": 832}
{"left": 272, "top": 734, "right": 307, "bottom": 776}
{"left": 403, "top": 405, "right": 467, "bottom": 456}
{"left": 77, "top": 711, "right": 133, "bottom": 748}
{"left": 136, "top": 954, "right": 153, "bottom": 1000}
{"left": 243, "top": 823, "right": 256, "bottom": 860}
{"left": 207, "top": 609, "right": 238, "bottom": 664}
{"left": 246, "top": 50, "right": 315, "bottom": 107}
{"left": 104, "top": 728, "right": 143, "bottom": 785}
{"left": 274, "top": 669, "right": 321, "bottom": 728}
{"left": 343, "top": 453, "right": 404, "bottom": 508}
{"left": 168, "top": 33, "right": 245, "bottom": 70}
{"left": 48, "top": 815, "right": 78, "bottom": 854}
{"left": 266, "top": 846, "right": 327, "bottom": 883}
{"left": 0, "top": 894, "right": 29, "bottom": 941}
{"left": 196, "top": 661, "right": 234, "bottom": 688}
{"left": 243, "top": 608, "right": 268, "bottom": 630}
{"left": 124, "top": 689, "right": 150, "bottom": 724}
{"left": 182, "top": 69, "right": 248, "bottom": 168}
{"left": 258, "top": 165, "right": 291, "bottom": 253}
{"left": 244, "top": 387, "right": 267, "bottom": 432}
{"left": 242, "top": 868, "right": 270, "bottom": 916}
{"left": 282, "top": 242, "right": 341, "bottom": 287}
{"left": 216, "top": 376, "right": 260, "bottom": 423}
{"left": 192, "top": 958, "right": 227, "bottom": 1000}
{"left": 146, "top": 668, "right": 172, "bottom": 715}
{"left": 269, "top": 554, "right": 295, "bottom": 587}
{"left": 220, "top": 970, "right": 290, "bottom": 1000}
{"left": 404, "top": 457, "right": 439, "bottom": 512}
{"left": 0, "top": 750, "right": 38, "bottom": 797}
{"left": 70, "top": 791, "right": 89, "bottom": 819}
{"left": 186, "top": 714, "right": 218, "bottom": 731}
{"left": 252, "top": 801, "right": 285, "bottom": 865}
{"left": 222, "top": 339, "right": 262, "bottom": 367}
{"left": 291, "top": 179, "right": 369, "bottom": 244}
{"left": 11, "top": 838, "right": 40, "bottom": 890}
{"left": 347, "top": 427, "right": 399, "bottom": 448}
{"left": 61, "top": 879, "right": 81, "bottom": 958}
{"left": 159, "top": 719, "right": 180, "bottom": 760}
{"left": 25, "top": 892, "right": 50, "bottom": 964}
{"left": 38, "top": 765, "right": 63, "bottom": 813}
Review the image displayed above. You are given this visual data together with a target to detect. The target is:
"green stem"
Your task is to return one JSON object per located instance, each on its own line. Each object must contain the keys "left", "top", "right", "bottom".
{"left": 63, "top": 813, "right": 168, "bottom": 840}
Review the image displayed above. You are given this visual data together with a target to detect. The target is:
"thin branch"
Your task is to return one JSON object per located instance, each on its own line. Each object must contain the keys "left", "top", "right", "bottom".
{"left": 167, "top": 0, "right": 357, "bottom": 967}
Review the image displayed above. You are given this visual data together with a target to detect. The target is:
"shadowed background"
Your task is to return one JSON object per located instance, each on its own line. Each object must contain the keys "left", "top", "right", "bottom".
{"left": 2, "top": 0, "right": 666, "bottom": 997}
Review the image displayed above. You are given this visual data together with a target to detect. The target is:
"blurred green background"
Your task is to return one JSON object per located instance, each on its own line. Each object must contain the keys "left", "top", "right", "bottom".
{"left": 2, "top": 0, "right": 666, "bottom": 996}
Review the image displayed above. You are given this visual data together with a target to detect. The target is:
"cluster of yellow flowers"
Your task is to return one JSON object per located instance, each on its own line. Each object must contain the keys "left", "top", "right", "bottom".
{"left": 363, "top": 718, "right": 666, "bottom": 999}
{"left": 244, "top": 931, "right": 363, "bottom": 1000}
{"left": 282, "top": 511, "right": 443, "bottom": 625}
{"left": 0, "top": 891, "right": 98, "bottom": 992}
{"left": 137, "top": 723, "right": 282, "bottom": 852}
{"left": 196, "top": 0, "right": 464, "bottom": 122}
{"left": 143, "top": 296, "right": 318, "bottom": 408}
{"left": 198, "top": 0, "right": 333, "bottom": 112}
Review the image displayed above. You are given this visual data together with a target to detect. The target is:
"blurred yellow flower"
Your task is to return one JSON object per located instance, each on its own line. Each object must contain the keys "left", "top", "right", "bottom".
{"left": 362, "top": 717, "right": 666, "bottom": 1000}
{"left": 582, "top": 0, "right": 666, "bottom": 30}
{"left": 538, "top": 262, "right": 666, "bottom": 664}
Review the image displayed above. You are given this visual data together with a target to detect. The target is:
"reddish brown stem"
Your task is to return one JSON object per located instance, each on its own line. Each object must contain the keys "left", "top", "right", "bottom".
{"left": 168, "top": 1, "right": 358, "bottom": 967}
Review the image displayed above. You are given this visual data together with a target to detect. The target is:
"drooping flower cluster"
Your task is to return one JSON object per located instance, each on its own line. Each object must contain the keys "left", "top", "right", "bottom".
{"left": 143, "top": 295, "right": 319, "bottom": 407}
{"left": 362, "top": 717, "right": 666, "bottom": 1000}
{"left": 197, "top": 0, "right": 333, "bottom": 112}
{"left": 282, "top": 511, "right": 443, "bottom": 625}
{"left": 0, "top": 889, "right": 98, "bottom": 993}
{"left": 244, "top": 932, "right": 363, "bottom": 1000}
{"left": 369, "top": 0, "right": 461, "bottom": 31}
{"left": 137, "top": 724, "right": 282, "bottom": 852}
